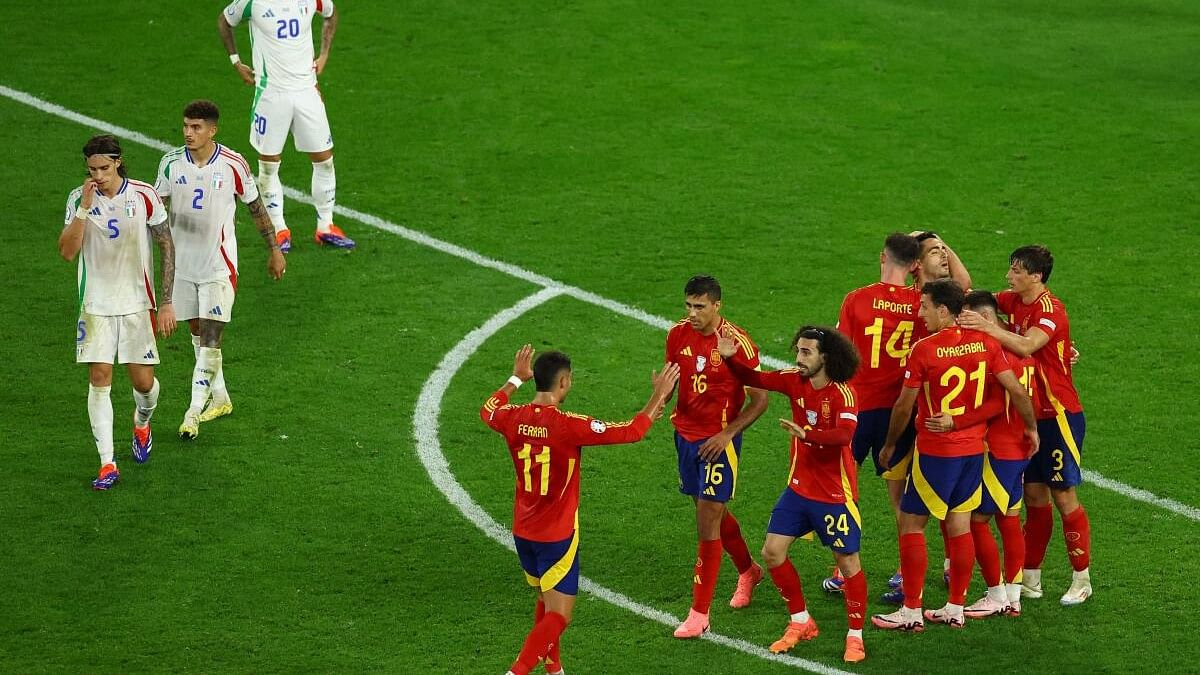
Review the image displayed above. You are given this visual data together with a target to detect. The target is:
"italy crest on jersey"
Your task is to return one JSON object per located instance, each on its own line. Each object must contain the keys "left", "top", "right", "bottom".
{"left": 212, "top": 172, "right": 224, "bottom": 191}
{"left": 124, "top": 200, "right": 136, "bottom": 218}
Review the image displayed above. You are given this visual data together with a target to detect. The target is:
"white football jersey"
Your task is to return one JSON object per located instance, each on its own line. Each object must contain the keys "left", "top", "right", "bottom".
{"left": 223, "top": 0, "right": 335, "bottom": 93}
{"left": 155, "top": 144, "right": 259, "bottom": 284}
{"left": 64, "top": 178, "right": 166, "bottom": 316}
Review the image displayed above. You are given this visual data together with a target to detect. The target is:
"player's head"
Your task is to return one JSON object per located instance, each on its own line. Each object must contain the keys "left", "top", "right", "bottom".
{"left": 1008, "top": 245, "right": 1054, "bottom": 291}
{"left": 919, "top": 278, "right": 965, "bottom": 333}
{"left": 533, "top": 351, "right": 573, "bottom": 400}
{"left": 82, "top": 135, "right": 128, "bottom": 189}
{"left": 912, "top": 230, "right": 950, "bottom": 283}
{"left": 182, "top": 99, "right": 220, "bottom": 151}
{"left": 791, "top": 326, "right": 860, "bottom": 383}
{"left": 964, "top": 289, "right": 1000, "bottom": 326}
{"left": 881, "top": 232, "right": 920, "bottom": 273}
{"left": 684, "top": 275, "right": 723, "bottom": 333}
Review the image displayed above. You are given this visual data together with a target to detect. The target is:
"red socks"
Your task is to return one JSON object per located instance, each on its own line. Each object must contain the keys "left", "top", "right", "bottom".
{"left": 720, "top": 511, "right": 754, "bottom": 574}
{"left": 899, "top": 532, "right": 927, "bottom": 610}
{"left": 691, "top": 539, "right": 723, "bottom": 614}
{"left": 946, "top": 531, "right": 975, "bottom": 605}
{"left": 1024, "top": 503, "right": 1054, "bottom": 569}
{"left": 994, "top": 514, "right": 1025, "bottom": 583}
{"left": 842, "top": 570, "right": 868, "bottom": 630}
{"left": 533, "top": 599, "right": 561, "bottom": 669}
{"left": 767, "top": 560, "right": 807, "bottom": 614}
{"left": 939, "top": 519, "right": 951, "bottom": 561}
{"left": 511, "top": 611, "right": 567, "bottom": 675}
{"left": 1061, "top": 505, "right": 1091, "bottom": 571}
{"left": 971, "top": 520, "right": 1001, "bottom": 587}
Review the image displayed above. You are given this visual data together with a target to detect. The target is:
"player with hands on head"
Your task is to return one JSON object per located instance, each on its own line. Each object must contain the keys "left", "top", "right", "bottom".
{"left": 483, "top": 344, "right": 679, "bottom": 675}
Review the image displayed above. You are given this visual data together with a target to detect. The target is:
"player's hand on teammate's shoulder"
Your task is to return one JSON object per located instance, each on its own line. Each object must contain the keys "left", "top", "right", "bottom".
{"left": 925, "top": 412, "right": 954, "bottom": 433}
{"left": 513, "top": 344, "right": 534, "bottom": 382}
{"left": 779, "top": 417, "right": 806, "bottom": 440}
{"left": 716, "top": 326, "right": 737, "bottom": 359}
{"left": 157, "top": 304, "right": 177, "bottom": 337}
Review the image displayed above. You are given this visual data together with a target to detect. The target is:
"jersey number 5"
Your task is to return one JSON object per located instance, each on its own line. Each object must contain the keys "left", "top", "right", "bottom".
{"left": 864, "top": 318, "right": 915, "bottom": 368}
{"left": 518, "top": 443, "right": 551, "bottom": 495}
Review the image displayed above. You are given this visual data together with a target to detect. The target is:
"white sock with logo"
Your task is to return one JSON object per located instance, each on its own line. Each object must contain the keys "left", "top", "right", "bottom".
{"left": 311, "top": 157, "right": 336, "bottom": 231}
{"left": 88, "top": 384, "right": 114, "bottom": 465}
{"left": 192, "top": 335, "right": 228, "bottom": 405}
{"left": 258, "top": 159, "right": 286, "bottom": 232}
{"left": 189, "top": 347, "right": 222, "bottom": 415}
{"left": 133, "top": 378, "right": 160, "bottom": 426}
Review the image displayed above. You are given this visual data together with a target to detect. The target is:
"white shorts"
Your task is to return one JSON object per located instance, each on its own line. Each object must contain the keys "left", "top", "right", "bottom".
{"left": 174, "top": 277, "right": 236, "bottom": 322}
{"left": 76, "top": 311, "right": 159, "bottom": 365}
{"left": 250, "top": 86, "right": 334, "bottom": 155}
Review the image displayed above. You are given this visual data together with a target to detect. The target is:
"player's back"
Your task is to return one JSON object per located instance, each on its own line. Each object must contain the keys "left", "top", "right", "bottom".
{"left": 906, "top": 327, "right": 1012, "bottom": 457}
{"left": 838, "top": 282, "right": 921, "bottom": 411}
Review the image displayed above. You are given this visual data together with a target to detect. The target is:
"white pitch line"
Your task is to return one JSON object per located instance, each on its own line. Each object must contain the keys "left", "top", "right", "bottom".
{"left": 6, "top": 83, "right": 1196, "bottom": 524}
{"left": 413, "top": 288, "right": 854, "bottom": 675}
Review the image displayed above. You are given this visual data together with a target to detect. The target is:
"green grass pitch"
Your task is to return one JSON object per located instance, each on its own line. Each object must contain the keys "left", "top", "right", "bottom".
{"left": 2, "top": 1, "right": 1198, "bottom": 672}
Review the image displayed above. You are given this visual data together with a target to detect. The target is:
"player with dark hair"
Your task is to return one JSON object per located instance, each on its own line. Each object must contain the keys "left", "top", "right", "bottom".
{"left": 719, "top": 325, "right": 868, "bottom": 663}
{"left": 925, "top": 290, "right": 1038, "bottom": 618}
{"left": 959, "top": 245, "right": 1093, "bottom": 606}
{"left": 666, "top": 275, "right": 769, "bottom": 639}
{"left": 872, "top": 279, "right": 1037, "bottom": 631}
{"left": 482, "top": 345, "right": 679, "bottom": 675}
{"left": 61, "top": 135, "right": 177, "bottom": 489}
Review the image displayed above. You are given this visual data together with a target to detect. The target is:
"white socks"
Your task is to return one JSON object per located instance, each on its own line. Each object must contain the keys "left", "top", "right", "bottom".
{"left": 847, "top": 628, "right": 863, "bottom": 639}
{"left": 189, "top": 347, "right": 223, "bottom": 415}
{"left": 133, "top": 378, "right": 160, "bottom": 427}
{"left": 88, "top": 384, "right": 114, "bottom": 466}
{"left": 311, "top": 157, "right": 336, "bottom": 231}
{"left": 986, "top": 584, "right": 1007, "bottom": 604}
{"left": 790, "top": 610, "right": 811, "bottom": 623}
{"left": 258, "top": 159, "right": 286, "bottom": 232}
{"left": 1023, "top": 568, "right": 1041, "bottom": 587}
{"left": 1006, "top": 582, "right": 1022, "bottom": 604}
{"left": 191, "top": 335, "right": 229, "bottom": 403}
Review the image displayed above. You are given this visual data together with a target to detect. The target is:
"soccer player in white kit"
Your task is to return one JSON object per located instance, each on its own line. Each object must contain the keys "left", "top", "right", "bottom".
{"left": 59, "top": 135, "right": 178, "bottom": 490}
{"left": 218, "top": 0, "right": 354, "bottom": 251}
{"left": 155, "top": 100, "right": 286, "bottom": 439}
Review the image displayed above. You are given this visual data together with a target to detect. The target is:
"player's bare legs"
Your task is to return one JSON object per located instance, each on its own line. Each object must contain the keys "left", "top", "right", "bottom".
{"left": 509, "top": 589, "right": 573, "bottom": 675}
{"left": 180, "top": 318, "right": 226, "bottom": 440}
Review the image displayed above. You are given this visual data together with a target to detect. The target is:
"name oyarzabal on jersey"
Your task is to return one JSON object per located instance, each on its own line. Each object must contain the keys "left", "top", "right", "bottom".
{"left": 155, "top": 144, "right": 258, "bottom": 285}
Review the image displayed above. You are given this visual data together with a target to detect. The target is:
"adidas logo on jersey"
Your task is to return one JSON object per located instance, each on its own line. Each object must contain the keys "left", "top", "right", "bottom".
{"left": 679, "top": 346, "right": 693, "bottom": 357}
{"left": 89, "top": 207, "right": 102, "bottom": 216}
{"left": 703, "top": 486, "right": 716, "bottom": 496}
{"left": 195, "top": 379, "right": 210, "bottom": 387}
{"left": 210, "top": 306, "right": 223, "bottom": 316}
{"left": 262, "top": 9, "right": 276, "bottom": 17}
{"left": 833, "top": 538, "right": 845, "bottom": 548}
{"left": 143, "top": 350, "right": 154, "bottom": 359}
{"left": 176, "top": 175, "right": 187, "bottom": 185}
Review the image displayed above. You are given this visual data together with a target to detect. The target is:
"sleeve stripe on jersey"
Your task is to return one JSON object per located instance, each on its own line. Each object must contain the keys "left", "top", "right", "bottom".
{"left": 835, "top": 383, "right": 856, "bottom": 407}
{"left": 218, "top": 149, "right": 252, "bottom": 177}
{"left": 730, "top": 330, "right": 755, "bottom": 359}
{"left": 1039, "top": 295, "right": 1054, "bottom": 313}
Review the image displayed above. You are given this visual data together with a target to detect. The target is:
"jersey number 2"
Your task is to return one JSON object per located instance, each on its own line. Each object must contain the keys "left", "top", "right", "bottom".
{"left": 518, "top": 443, "right": 551, "bottom": 495}
{"left": 192, "top": 188, "right": 204, "bottom": 210}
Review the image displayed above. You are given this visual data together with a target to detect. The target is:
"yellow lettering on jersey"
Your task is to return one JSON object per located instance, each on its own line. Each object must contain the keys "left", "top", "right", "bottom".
{"left": 517, "top": 424, "right": 549, "bottom": 438}
{"left": 871, "top": 298, "right": 914, "bottom": 314}
{"left": 936, "top": 341, "right": 987, "bottom": 359}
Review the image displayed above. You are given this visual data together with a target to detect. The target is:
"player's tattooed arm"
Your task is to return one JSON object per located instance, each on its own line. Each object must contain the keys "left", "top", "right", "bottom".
{"left": 246, "top": 196, "right": 286, "bottom": 280}
{"left": 315, "top": 6, "right": 339, "bottom": 75}
{"left": 149, "top": 222, "right": 176, "bottom": 305}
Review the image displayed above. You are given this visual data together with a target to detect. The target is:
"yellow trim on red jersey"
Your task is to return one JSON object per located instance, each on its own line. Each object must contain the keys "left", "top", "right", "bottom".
{"left": 982, "top": 454, "right": 1012, "bottom": 513}
{"left": 835, "top": 383, "right": 856, "bottom": 408}
{"left": 911, "top": 451, "right": 949, "bottom": 520}
{"left": 539, "top": 526, "right": 580, "bottom": 592}
{"left": 558, "top": 458, "right": 577, "bottom": 499}
{"left": 1038, "top": 370, "right": 1082, "bottom": 466}
{"left": 839, "top": 461, "right": 862, "bottom": 527}
{"left": 724, "top": 440, "right": 740, "bottom": 500}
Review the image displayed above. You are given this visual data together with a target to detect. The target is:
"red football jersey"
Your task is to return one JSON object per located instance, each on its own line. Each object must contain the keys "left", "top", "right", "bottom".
{"left": 985, "top": 351, "right": 1037, "bottom": 460}
{"left": 481, "top": 390, "right": 651, "bottom": 542}
{"left": 837, "top": 282, "right": 923, "bottom": 411}
{"left": 729, "top": 363, "right": 859, "bottom": 504}
{"left": 996, "top": 289, "right": 1082, "bottom": 418}
{"left": 665, "top": 317, "right": 760, "bottom": 441}
{"left": 903, "top": 327, "right": 1014, "bottom": 457}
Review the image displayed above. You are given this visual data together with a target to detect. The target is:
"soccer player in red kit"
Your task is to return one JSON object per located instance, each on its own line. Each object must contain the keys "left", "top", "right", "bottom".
{"left": 666, "top": 275, "right": 769, "bottom": 639}
{"left": 927, "top": 290, "right": 1038, "bottom": 618}
{"left": 959, "top": 245, "right": 1093, "bottom": 606}
{"left": 720, "top": 325, "right": 869, "bottom": 664}
{"left": 872, "top": 279, "right": 1037, "bottom": 631}
{"left": 482, "top": 345, "right": 680, "bottom": 675}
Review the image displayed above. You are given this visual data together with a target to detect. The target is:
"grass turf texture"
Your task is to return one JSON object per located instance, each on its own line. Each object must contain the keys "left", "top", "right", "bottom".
{"left": 2, "top": 0, "right": 1198, "bottom": 672}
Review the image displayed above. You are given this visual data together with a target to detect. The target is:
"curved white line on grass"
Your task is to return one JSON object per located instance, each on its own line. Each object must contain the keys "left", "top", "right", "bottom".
{"left": 5, "top": 83, "right": 1195, "bottom": 523}
{"left": 412, "top": 289, "right": 853, "bottom": 675}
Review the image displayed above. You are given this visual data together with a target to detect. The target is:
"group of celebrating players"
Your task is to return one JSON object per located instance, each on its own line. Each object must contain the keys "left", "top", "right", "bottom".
{"left": 60, "top": 1, "right": 349, "bottom": 490}
{"left": 483, "top": 232, "right": 1091, "bottom": 673}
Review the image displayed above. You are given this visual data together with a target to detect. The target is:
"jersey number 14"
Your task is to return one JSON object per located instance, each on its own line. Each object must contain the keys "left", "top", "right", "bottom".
{"left": 864, "top": 318, "right": 915, "bottom": 368}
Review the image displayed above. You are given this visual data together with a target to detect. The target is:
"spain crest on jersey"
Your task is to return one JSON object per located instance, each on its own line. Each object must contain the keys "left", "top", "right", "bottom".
{"left": 710, "top": 349, "right": 723, "bottom": 368}
{"left": 821, "top": 399, "right": 832, "bottom": 420}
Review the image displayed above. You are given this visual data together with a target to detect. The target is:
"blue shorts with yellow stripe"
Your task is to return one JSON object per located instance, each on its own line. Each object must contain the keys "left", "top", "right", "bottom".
{"left": 1025, "top": 411, "right": 1085, "bottom": 488}
{"left": 514, "top": 531, "right": 580, "bottom": 595}
{"left": 676, "top": 431, "right": 742, "bottom": 502}
{"left": 901, "top": 451, "right": 983, "bottom": 520}
{"left": 766, "top": 488, "right": 862, "bottom": 554}
{"left": 853, "top": 408, "right": 917, "bottom": 478}
{"left": 979, "top": 454, "right": 1030, "bottom": 514}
